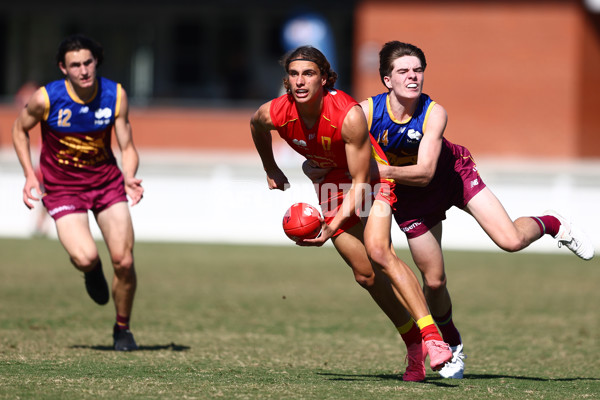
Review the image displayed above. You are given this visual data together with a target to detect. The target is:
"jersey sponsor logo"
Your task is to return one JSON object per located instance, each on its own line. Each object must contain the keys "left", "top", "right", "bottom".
{"left": 307, "top": 155, "right": 338, "bottom": 169}
{"left": 470, "top": 178, "right": 479, "bottom": 188}
{"left": 48, "top": 204, "right": 76, "bottom": 216}
{"left": 94, "top": 107, "right": 112, "bottom": 126}
{"left": 57, "top": 134, "right": 110, "bottom": 168}
{"left": 407, "top": 129, "right": 423, "bottom": 142}
{"left": 401, "top": 219, "right": 424, "bottom": 233}
{"left": 292, "top": 138, "right": 307, "bottom": 147}
{"left": 385, "top": 152, "right": 418, "bottom": 167}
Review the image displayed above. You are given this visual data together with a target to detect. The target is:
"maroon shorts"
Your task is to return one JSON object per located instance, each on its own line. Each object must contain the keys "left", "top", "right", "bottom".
{"left": 394, "top": 143, "right": 485, "bottom": 239}
{"left": 316, "top": 171, "right": 396, "bottom": 237}
{"left": 42, "top": 175, "right": 127, "bottom": 221}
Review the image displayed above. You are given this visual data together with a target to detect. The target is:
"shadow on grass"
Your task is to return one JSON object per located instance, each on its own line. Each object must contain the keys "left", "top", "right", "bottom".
{"left": 317, "top": 372, "right": 457, "bottom": 387}
{"left": 318, "top": 372, "right": 599, "bottom": 385}
{"left": 70, "top": 342, "right": 190, "bottom": 352}
{"left": 461, "top": 374, "right": 600, "bottom": 382}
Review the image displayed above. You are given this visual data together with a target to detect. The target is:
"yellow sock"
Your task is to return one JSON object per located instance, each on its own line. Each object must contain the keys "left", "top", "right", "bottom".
{"left": 416, "top": 315, "right": 435, "bottom": 330}
{"left": 416, "top": 315, "right": 443, "bottom": 342}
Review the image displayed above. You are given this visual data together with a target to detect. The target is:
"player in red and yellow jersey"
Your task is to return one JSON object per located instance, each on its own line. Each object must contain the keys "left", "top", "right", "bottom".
{"left": 12, "top": 34, "right": 143, "bottom": 351}
{"left": 250, "top": 46, "right": 452, "bottom": 376}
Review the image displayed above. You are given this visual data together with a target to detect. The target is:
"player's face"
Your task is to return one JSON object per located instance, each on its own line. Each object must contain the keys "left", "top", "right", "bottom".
{"left": 287, "top": 60, "right": 326, "bottom": 104}
{"left": 384, "top": 56, "right": 424, "bottom": 100}
{"left": 59, "top": 49, "right": 98, "bottom": 90}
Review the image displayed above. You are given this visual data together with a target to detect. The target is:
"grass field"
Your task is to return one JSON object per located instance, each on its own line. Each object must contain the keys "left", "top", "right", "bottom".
{"left": 0, "top": 237, "right": 598, "bottom": 399}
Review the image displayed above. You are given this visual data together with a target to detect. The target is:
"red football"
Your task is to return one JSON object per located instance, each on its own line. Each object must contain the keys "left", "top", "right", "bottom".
{"left": 282, "top": 202, "right": 322, "bottom": 242}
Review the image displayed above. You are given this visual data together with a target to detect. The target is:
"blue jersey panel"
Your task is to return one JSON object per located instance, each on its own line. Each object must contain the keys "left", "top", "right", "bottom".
{"left": 368, "top": 93, "right": 435, "bottom": 166}
{"left": 43, "top": 76, "right": 118, "bottom": 134}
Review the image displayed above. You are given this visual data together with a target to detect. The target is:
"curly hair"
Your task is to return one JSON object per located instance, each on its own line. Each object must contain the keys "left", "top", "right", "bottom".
{"left": 281, "top": 46, "right": 337, "bottom": 94}
{"left": 56, "top": 34, "right": 104, "bottom": 67}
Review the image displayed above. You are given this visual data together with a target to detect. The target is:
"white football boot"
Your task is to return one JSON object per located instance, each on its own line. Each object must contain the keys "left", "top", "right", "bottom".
{"left": 543, "top": 210, "right": 595, "bottom": 260}
{"left": 438, "top": 343, "right": 466, "bottom": 379}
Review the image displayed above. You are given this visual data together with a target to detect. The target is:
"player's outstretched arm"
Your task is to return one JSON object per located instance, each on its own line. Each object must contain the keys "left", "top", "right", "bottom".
{"left": 12, "top": 88, "right": 45, "bottom": 209}
{"left": 379, "top": 104, "right": 447, "bottom": 186}
{"left": 250, "top": 102, "right": 289, "bottom": 191}
{"left": 114, "top": 87, "right": 143, "bottom": 205}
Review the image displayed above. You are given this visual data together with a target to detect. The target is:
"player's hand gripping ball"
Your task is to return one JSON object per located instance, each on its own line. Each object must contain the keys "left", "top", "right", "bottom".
{"left": 282, "top": 202, "right": 322, "bottom": 242}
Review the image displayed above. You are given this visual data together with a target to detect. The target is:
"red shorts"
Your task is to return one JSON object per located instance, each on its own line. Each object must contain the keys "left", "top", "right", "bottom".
{"left": 42, "top": 175, "right": 127, "bottom": 221}
{"left": 316, "top": 170, "right": 396, "bottom": 237}
{"left": 394, "top": 143, "right": 485, "bottom": 239}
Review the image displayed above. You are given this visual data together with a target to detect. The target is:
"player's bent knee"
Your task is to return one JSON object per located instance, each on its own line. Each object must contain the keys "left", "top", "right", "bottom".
{"left": 497, "top": 238, "right": 526, "bottom": 253}
{"left": 424, "top": 277, "right": 447, "bottom": 292}
{"left": 70, "top": 250, "right": 100, "bottom": 271}
{"left": 354, "top": 272, "right": 376, "bottom": 289}
{"left": 111, "top": 253, "right": 134, "bottom": 274}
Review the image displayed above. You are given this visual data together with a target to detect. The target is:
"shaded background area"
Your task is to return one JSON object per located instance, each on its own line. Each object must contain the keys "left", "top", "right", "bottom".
{"left": 0, "top": 0, "right": 598, "bottom": 158}
{"left": 0, "top": 0, "right": 599, "bottom": 253}
{"left": 0, "top": 0, "right": 355, "bottom": 106}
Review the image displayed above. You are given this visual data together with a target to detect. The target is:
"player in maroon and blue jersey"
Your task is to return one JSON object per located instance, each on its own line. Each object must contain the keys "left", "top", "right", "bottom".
{"left": 364, "top": 41, "right": 595, "bottom": 379}
{"left": 12, "top": 34, "right": 143, "bottom": 351}
{"left": 251, "top": 45, "right": 453, "bottom": 376}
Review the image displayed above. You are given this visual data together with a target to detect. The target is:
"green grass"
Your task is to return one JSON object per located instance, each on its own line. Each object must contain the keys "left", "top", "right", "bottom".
{"left": 0, "top": 237, "right": 598, "bottom": 399}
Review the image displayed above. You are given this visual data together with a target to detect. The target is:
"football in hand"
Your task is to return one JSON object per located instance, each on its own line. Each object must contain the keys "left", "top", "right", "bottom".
{"left": 282, "top": 202, "right": 322, "bottom": 242}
